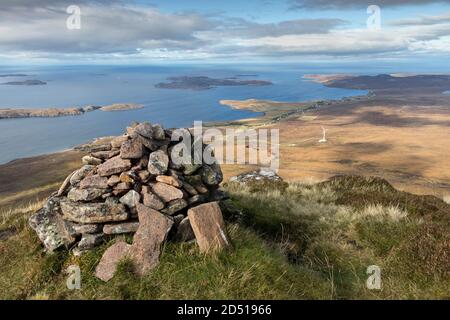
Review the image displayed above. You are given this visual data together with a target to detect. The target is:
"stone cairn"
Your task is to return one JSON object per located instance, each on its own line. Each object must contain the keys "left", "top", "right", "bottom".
{"left": 29, "top": 122, "right": 231, "bottom": 281}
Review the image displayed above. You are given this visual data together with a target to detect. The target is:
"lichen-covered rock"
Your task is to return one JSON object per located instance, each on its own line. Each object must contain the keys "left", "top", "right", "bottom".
{"left": 200, "top": 163, "right": 223, "bottom": 186}
{"left": 28, "top": 197, "right": 75, "bottom": 252}
{"left": 60, "top": 199, "right": 128, "bottom": 224}
{"left": 161, "top": 198, "right": 188, "bottom": 215}
{"left": 97, "top": 156, "right": 132, "bottom": 177}
{"left": 229, "top": 167, "right": 282, "bottom": 184}
{"left": 148, "top": 150, "right": 169, "bottom": 175}
{"left": 184, "top": 175, "right": 208, "bottom": 194}
{"left": 152, "top": 124, "right": 166, "bottom": 140}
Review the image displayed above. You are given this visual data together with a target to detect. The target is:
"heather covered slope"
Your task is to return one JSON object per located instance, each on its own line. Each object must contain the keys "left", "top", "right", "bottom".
{"left": 1, "top": 175, "right": 448, "bottom": 300}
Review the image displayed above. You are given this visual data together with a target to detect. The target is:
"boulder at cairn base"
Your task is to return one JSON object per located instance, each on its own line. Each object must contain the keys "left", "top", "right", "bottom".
{"left": 95, "top": 241, "right": 131, "bottom": 282}
{"left": 129, "top": 203, "right": 173, "bottom": 276}
{"left": 28, "top": 197, "right": 75, "bottom": 252}
{"left": 97, "top": 156, "right": 132, "bottom": 177}
{"left": 60, "top": 199, "right": 128, "bottom": 224}
{"left": 188, "top": 202, "right": 231, "bottom": 253}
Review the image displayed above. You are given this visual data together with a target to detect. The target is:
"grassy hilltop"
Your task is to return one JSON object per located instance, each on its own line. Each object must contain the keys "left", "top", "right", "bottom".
{"left": 1, "top": 174, "right": 448, "bottom": 300}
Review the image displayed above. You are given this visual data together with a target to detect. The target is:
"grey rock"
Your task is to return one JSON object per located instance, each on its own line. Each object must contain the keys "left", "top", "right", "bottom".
{"left": 91, "top": 150, "right": 120, "bottom": 160}
{"left": 174, "top": 217, "right": 195, "bottom": 242}
{"left": 78, "top": 233, "right": 104, "bottom": 250}
{"left": 200, "top": 163, "right": 223, "bottom": 186}
{"left": 161, "top": 198, "right": 188, "bottom": 215}
{"left": 152, "top": 124, "right": 166, "bottom": 140}
{"left": 103, "top": 221, "right": 139, "bottom": 235}
{"left": 134, "top": 122, "right": 153, "bottom": 139}
{"left": 119, "top": 190, "right": 141, "bottom": 209}
{"left": 60, "top": 199, "right": 128, "bottom": 224}
{"left": 70, "top": 165, "right": 95, "bottom": 186}
{"left": 28, "top": 197, "right": 75, "bottom": 252}
{"left": 71, "top": 223, "right": 103, "bottom": 235}
{"left": 148, "top": 150, "right": 169, "bottom": 175}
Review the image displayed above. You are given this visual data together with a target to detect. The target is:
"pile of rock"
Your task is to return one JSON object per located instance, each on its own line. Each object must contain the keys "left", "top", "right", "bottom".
{"left": 29, "top": 122, "right": 231, "bottom": 280}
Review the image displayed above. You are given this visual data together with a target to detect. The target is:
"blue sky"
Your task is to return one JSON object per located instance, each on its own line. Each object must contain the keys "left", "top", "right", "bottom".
{"left": 0, "top": 0, "right": 450, "bottom": 64}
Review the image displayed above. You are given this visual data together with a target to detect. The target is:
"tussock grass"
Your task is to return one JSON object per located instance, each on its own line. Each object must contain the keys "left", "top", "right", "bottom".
{"left": 0, "top": 176, "right": 449, "bottom": 300}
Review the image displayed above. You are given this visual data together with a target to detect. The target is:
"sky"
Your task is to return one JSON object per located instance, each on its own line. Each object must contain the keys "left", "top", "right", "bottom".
{"left": 0, "top": 0, "right": 450, "bottom": 64}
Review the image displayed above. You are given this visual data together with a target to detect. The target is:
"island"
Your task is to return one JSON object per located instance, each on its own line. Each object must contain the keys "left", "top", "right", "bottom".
{"left": 0, "top": 103, "right": 143, "bottom": 119}
{"left": 0, "top": 74, "right": 29, "bottom": 77}
{"left": 2, "top": 80, "right": 47, "bottom": 86}
{"left": 155, "top": 76, "right": 272, "bottom": 90}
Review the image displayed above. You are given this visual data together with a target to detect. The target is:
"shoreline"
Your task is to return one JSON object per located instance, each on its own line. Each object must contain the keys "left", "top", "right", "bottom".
{"left": 0, "top": 103, "right": 144, "bottom": 120}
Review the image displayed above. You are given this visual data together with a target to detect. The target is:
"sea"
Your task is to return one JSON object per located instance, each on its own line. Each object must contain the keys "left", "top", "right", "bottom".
{"left": 0, "top": 62, "right": 446, "bottom": 164}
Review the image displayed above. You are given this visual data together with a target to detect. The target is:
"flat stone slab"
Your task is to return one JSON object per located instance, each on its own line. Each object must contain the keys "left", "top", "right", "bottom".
{"left": 60, "top": 199, "right": 128, "bottom": 224}
{"left": 97, "top": 156, "right": 132, "bottom": 177}
{"left": 103, "top": 221, "right": 139, "bottom": 235}
{"left": 95, "top": 241, "right": 131, "bottom": 282}
{"left": 80, "top": 175, "right": 109, "bottom": 189}
{"left": 129, "top": 203, "right": 173, "bottom": 276}
{"left": 188, "top": 202, "right": 231, "bottom": 253}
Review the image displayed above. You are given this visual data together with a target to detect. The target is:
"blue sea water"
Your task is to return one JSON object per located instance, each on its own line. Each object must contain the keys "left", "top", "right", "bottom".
{"left": 0, "top": 63, "right": 403, "bottom": 164}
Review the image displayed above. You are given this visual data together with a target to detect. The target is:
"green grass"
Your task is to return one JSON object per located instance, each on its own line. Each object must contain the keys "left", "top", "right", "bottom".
{"left": 0, "top": 176, "right": 449, "bottom": 300}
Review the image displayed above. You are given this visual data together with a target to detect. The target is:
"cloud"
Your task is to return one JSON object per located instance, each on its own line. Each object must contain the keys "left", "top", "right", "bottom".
{"left": 216, "top": 17, "right": 348, "bottom": 38}
{"left": 391, "top": 11, "right": 450, "bottom": 26}
{"left": 290, "top": 0, "right": 450, "bottom": 10}
{"left": 0, "top": 3, "right": 215, "bottom": 54}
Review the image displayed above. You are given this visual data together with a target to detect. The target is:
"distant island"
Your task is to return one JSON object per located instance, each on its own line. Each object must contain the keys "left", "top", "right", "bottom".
{"left": 155, "top": 76, "right": 272, "bottom": 90}
{"left": 0, "top": 74, "right": 29, "bottom": 78}
{"left": 2, "top": 80, "right": 47, "bottom": 86}
{"left": 0, "top": 103, "right": 143, "bottom": 119}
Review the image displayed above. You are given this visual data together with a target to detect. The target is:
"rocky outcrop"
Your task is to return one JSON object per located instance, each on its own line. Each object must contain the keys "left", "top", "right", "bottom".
{"left": 29, "top": 122, "right": 230, "bottom": 279}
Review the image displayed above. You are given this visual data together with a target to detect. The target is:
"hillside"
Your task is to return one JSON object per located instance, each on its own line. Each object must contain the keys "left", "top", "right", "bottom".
{"left": 0, "top": 172, "right": 448, "bottom": 299}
